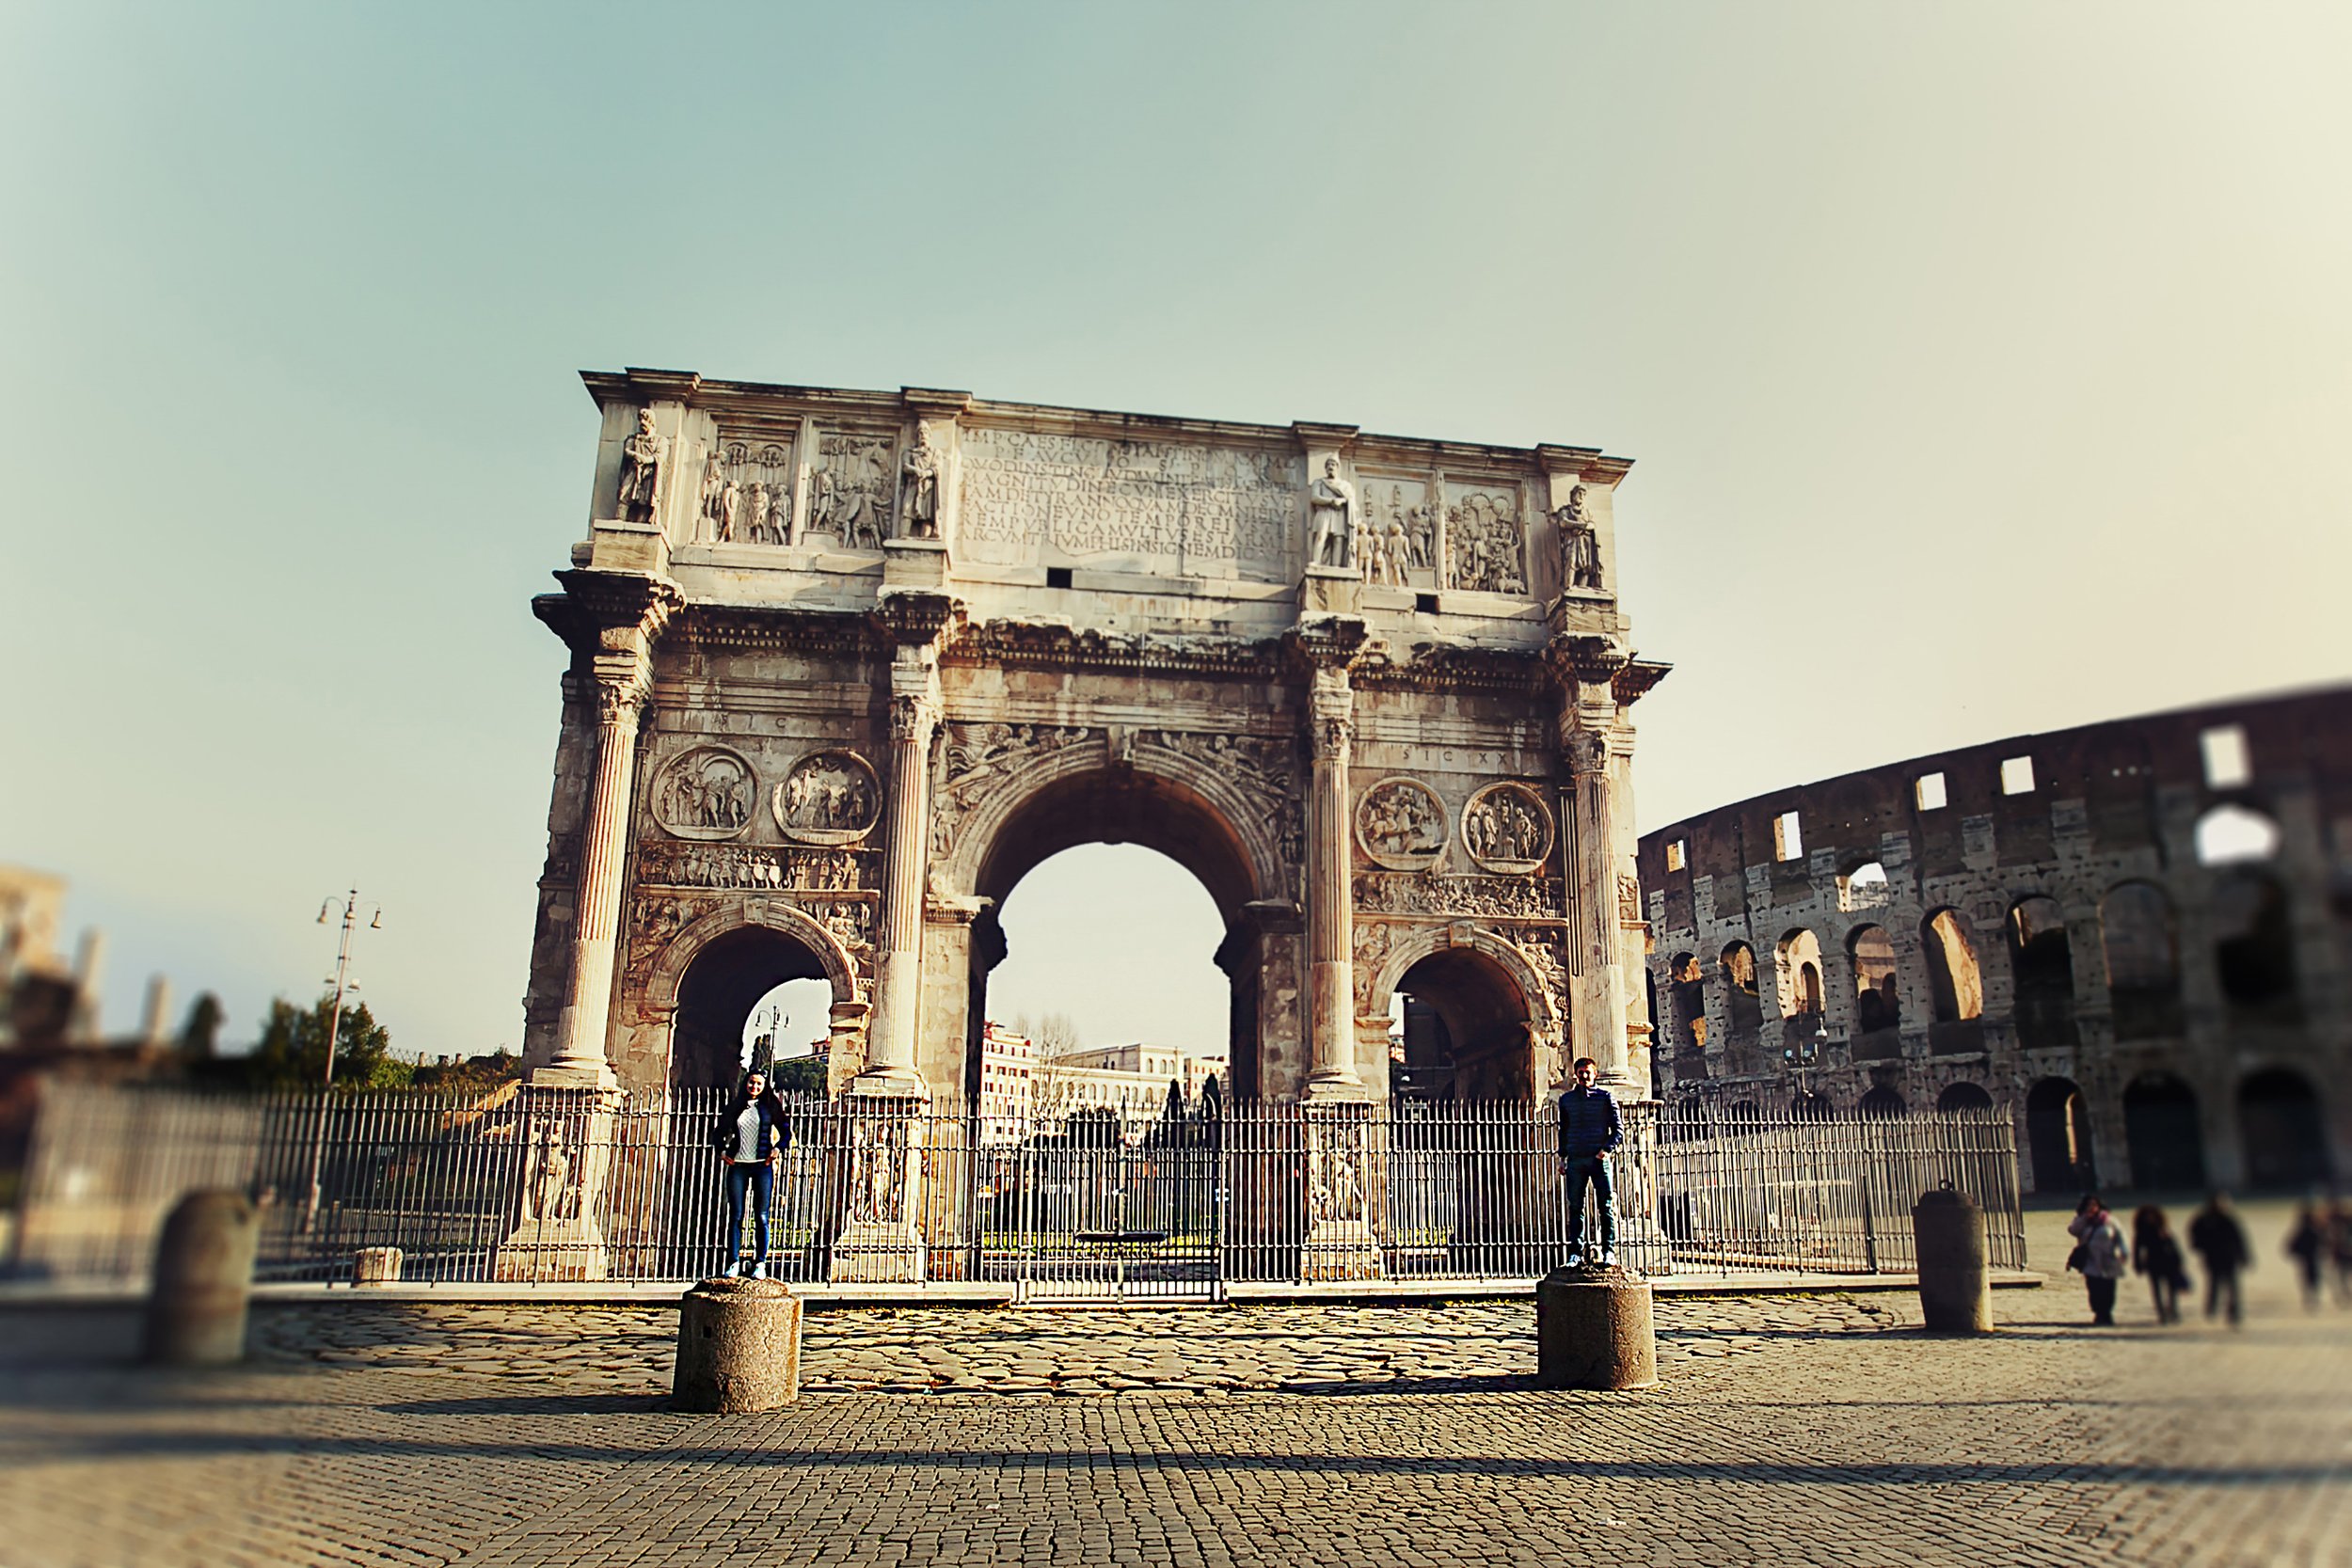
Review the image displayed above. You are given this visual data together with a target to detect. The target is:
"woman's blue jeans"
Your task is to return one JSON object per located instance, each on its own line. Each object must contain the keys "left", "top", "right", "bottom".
{"left": 725, "top": 1160, "right": 773, "bottom": 1267}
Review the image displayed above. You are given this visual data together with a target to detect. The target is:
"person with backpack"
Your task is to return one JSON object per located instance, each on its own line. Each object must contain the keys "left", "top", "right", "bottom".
{"left": 2066, "top": 1192, "right": 2129, "bottom": 1326}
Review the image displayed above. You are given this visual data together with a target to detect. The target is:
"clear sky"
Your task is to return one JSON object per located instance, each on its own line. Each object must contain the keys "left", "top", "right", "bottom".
{"left": 6, "top": 3, "right": 2347, "bottom": 1062}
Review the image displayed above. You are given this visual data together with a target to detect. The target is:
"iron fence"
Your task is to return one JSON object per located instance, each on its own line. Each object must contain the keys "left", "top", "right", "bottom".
{"left": 5, "top": 1079, "right": 2022, "bottom": 1294}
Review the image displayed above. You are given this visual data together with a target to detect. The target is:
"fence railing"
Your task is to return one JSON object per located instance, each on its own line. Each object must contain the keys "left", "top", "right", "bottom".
{"left": 5, "top": 1080, "right": 2023, "bottom": 1293}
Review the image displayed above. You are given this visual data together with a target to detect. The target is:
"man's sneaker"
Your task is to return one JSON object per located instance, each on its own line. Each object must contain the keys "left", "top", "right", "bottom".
{"left": 751, "top": 1262, "right": 770, "bottom": 1281}
{"left": 726, "top": 1260, "right": 748, "bottom": 1278}
{"left": 1596, "top": 1248, "right": 1617, "bottom": 1268}
{"left": 1565, "top": 1251, "right": 1584, "bottom": 1271}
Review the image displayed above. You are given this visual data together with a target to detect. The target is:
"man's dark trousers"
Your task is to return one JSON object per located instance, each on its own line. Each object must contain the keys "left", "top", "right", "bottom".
{"left": 1565, "top": 1153, "right": 1616, "bottom": 1256}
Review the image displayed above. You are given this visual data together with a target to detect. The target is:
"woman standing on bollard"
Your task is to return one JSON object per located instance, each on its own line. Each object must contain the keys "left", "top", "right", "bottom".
{"left": 712, "top": 1069, "right": 788, "bottom": 1279}
{"left": 2131, "top": 1205, "right": 2187, "bottom": 1325}
{"left": 2067, "top": 1193, "right": 2128, "bottom": 1326}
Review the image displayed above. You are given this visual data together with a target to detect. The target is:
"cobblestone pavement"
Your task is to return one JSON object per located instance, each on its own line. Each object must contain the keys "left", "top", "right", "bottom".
{"left": 246, "top": 1293, "right": 1904, "bottom": 1395}
{"left": 4, "top": 1283, "right": 2348, "bottom": 1568}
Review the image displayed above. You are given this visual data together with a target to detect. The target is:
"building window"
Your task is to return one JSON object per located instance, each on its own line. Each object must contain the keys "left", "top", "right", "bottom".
{"left": 1915, "top": 772, "right": 1947, "bottom": 811}
{"left": 1664, "top": 839, "right": 1686, "bottom": 873}
{"left": 2201, "top": 724, "right": 2252, "bottom": 789}
{"left": 1772, "top": 811, "right": 1803, "bottom": 862}
{"left": 2000, "top": 756, "right": 2035, "bottom": 795}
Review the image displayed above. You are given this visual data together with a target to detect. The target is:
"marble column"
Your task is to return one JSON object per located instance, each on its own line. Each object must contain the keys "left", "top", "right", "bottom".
{"left": 1305, "top": 666, "right": 1364, "bottom": 1100}
{"left": 1564, "top": 725, "right": 1635, "bottom": 1094}
{"left": 547, "top": 662, "right": 647, "bottom": 1088}
{"left": 861, "top": 662, "right": 939, "bottom": 1096}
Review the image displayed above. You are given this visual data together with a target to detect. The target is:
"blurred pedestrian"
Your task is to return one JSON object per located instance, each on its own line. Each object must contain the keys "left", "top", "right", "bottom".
{"left": 2329, "top": 1196, "right": 2352, "bottom": 1307}
{"left": 2188, "top": 1191, "right": 2251, "bottom": 1326}
{"left": 2132, "top": 1205, "right": 2188, "bottom": 1325}
{"left": 2067, "top": 1192, "right": 2128, "bottom": 1326}
{"left": 2286, "top": 1204, "right": 2329, "bottom": 1311}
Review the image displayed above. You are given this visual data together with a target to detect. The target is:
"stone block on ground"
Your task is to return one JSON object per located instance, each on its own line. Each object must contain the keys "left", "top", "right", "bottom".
{"left": 1534, "top": 1263, "right": 1657, "bottom": 1390}
{"left": 672, "top": 1275, "right": 803, "bottom": 1412}
{"left": 1913, "top": 1187, "right": 1994, "bottom": 1333}
{"left": 143, "top": 1189, "right": 261, "bottom": 1367}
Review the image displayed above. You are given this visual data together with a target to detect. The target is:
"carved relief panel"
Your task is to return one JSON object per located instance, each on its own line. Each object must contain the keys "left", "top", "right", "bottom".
{"left": 933, "top": 722, "right": 1092, "bottom": 858}
{"left": 1354, "top": 777, "right": 1447, "bottom": 870}
{"left": 805, "top": 427, "right": 897, "bottom": 552}
{"left": 1353, "top": 473, "right": 1438, "bottom": 591}
{"left": 699, "top": 437, "right": 798, "bottom": 546}
{"left": 651, "top": 746, "right": 757, "bottom": 841}
{"left": 1461, "top": 781, "right": 1553, "bottom": 874}
{"left": 773, "top": 752, "right": 881, "bottom": 845}
{"left": 1442, "top": 480, "right": 1528, "bottom": 595}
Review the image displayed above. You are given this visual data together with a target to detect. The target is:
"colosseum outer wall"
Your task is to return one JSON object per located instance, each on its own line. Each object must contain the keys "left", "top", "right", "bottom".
{"left": 1637, "top": 686, "right": 2352, "bottom": 1195}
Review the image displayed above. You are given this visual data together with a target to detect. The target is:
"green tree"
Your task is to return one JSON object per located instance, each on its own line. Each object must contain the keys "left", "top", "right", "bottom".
{"left": 410, "top": 1049, "right": 521, "bottom": 1093}
{"left": 176, "top": 992, "right": 226, "bottom": 1058}
{"left": 233, "top": 991, "right": 402, "bottom": 1091}
{"left": 769, "top": 1053, "right": 827, "bottom": 1098}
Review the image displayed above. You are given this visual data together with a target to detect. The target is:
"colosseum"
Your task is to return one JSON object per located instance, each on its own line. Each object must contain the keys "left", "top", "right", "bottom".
{"left": 1636, "top": 685, "right": 2351, "bottom": 1196}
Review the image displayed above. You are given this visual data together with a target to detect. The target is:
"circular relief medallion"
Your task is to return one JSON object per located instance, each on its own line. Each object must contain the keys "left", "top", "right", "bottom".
{"left": 771, "top": 750, "right": 881, "bottom": 846}
{"left": 651, "top": 745, "right": 758, "bottom": 842}
{"left": 1461, "top": 781, "right": 1553, "bottom": 874}
{"left": 1354, "top": 776, "right": 1449, "bottom": 870}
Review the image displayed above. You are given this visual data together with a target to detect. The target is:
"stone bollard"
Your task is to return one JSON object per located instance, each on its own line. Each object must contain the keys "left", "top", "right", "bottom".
{"left": 1535, "top": 1264, "right": 1658, "bottom": 1390}
{"left": 143, "top": 1190, "right": 261, "bottom": 1366}
{"left": 672, "top": 1275, "right": 803, "bottom": 1413}
{"left": 354, "top": 1246, "right": 404, "bottom": 1286}
{"left": 1912, "top": 1187, "right": 1993, "bottom": 1333}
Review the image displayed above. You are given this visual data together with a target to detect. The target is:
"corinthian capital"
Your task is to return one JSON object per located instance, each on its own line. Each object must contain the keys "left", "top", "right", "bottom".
{"left": 588, "top": 651, "right": 651, "bottom": 726}
{"left": 890, "top": 691, "right": 942, "bottom": 744}
{"left": 1563, "top": 726, "right": 1610, "bottom": 778}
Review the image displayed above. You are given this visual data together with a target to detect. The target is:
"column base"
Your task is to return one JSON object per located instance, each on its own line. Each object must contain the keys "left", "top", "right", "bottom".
{"left": 494, "top": 1217, "right": 612, "bottom": 1283}
{"left": 828, "top": 1221, "right": 927, "bottom": 1283}
{"left": 1300, "top": 1219, "right": 1384, "bottom": 1282}
{"left": 848, "top": 1068, "right": 928, "bottom": 1099}
{"left": 530, "top": 1062, "right": 619, "bottom": 1090}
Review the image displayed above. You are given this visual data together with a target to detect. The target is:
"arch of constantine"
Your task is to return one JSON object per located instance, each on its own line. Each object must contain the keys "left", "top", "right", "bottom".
{"left": 520, "top": 369, "right": 1664, "bottom": 1112}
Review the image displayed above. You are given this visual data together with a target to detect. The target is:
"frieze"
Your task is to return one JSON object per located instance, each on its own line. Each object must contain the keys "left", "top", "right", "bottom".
{"left": 1462, "top": 781, "right": 1553, "bottom": 874}
{"left": 650, "top": 745, "right": 757, "bottom": 842}
{"left": 1354, "top": 777, "right": 1447, "bottom": 870}
{"left": 773, "top": 751, "right": 880, "bottom": 846}
{"left": 957, "top": 427, "right": 1298, "bottom": 576}
{"left": 1352, "top": 872, "right": 1565, "bottom": 920}
{"left": 637, "top": 843, "right": 866, "bottom": 892}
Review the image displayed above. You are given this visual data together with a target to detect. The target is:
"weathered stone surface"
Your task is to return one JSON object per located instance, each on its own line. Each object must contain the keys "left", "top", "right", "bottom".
{"left": 1914, "top": 1188, "right": 1994, "bottom": 1333}
{"left": 1534, "top": 1264, "right": 1658, "bottom": 1389}
{"left": 142, "top": 1189, "right": 258, "bottom": 1366}
{"left": 522, "top": 373, "right": 1671, "bottom": 1124}
{"left": 1637, "top": 685, "right": 2352, "bottom": 1193}
{"left": 671, "top": 1275, "right": 802, "bottom": 1412}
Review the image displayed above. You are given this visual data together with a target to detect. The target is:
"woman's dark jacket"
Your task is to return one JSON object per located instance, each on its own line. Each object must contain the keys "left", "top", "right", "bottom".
{"left": 711, "top": 1095, "right": 791, "bottom": 1162}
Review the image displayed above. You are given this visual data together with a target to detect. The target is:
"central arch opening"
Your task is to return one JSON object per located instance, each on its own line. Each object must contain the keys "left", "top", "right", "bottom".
{"left": 1391, "top": 947, "right": 1534, "bottom": 1102}
{"left": 672, "top": 926, "right": 834, "bottom": 1091}
{"left": 966, "top": 767, "right": 1255, "bottom": 1108}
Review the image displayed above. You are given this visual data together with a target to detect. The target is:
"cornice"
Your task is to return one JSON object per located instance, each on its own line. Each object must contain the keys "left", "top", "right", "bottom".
{"left": 1350, "top": 640, "right": 1552, "bottom": 696}
{"left": 944, "top": 620, "right": 1290, "bottom": 679}
{"left": 576, "top": 368, "right": 1636, "bottom": 478}
{"left": 1613, "top": 658, "right": 1673, "bottom": 707}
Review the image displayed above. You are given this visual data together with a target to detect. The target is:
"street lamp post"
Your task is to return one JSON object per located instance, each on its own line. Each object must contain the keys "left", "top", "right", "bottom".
{"left": 302, "top": 889, "right": 382, "bottom": 1234}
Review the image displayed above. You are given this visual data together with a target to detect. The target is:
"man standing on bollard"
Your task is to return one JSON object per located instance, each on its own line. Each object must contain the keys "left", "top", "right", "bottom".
{"left": 1557, "top": 1056, "right": 1623, "bottom": 1268}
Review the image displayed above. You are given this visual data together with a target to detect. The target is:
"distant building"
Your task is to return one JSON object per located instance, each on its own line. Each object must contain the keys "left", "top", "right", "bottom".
{"left": 1637, "top": 685, "right": 2352, "bottom": 1194}
{"left": 971, "top": 1023, "right": 1225, "bottom": 1134}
